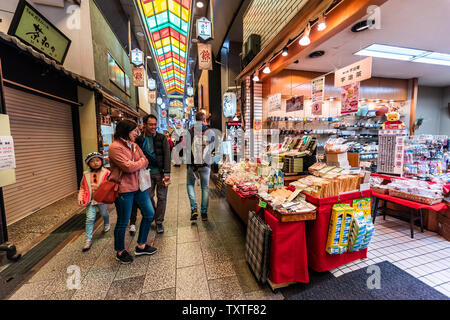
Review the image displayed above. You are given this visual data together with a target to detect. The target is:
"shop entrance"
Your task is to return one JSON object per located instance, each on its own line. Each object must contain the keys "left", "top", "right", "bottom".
{"left": 2, "top": 86, "right": 78, "bottom": 225}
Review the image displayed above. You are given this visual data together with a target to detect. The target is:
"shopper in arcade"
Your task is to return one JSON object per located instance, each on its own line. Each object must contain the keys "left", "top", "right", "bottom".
{"left": 129, "top": 114, "right": 171, "bottom": 234}
{"left": 109, "top": 120, "right": 157, "bottom": 264}
{"left": 187, "top": 111, "right": 215, "bottom": 221}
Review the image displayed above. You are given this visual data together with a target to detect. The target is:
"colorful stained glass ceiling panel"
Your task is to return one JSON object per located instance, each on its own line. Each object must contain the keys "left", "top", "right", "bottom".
{"left": 137, "top": 0, "right": 192, "bottom": 94}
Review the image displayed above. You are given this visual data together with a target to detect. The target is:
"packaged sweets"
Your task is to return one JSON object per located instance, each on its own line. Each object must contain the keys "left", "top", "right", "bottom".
{"left": 326, "top": 204, "right": 355, "bottom": 254}
{"left": 352, "top": 198, "right": 372, "bottom": 219}
{"left": 348, "top": 211, "right": 367, "bottom": 252}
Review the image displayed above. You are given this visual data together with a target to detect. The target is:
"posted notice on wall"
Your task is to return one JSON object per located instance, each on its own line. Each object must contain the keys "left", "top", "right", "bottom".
{"left": 0, "top": 136, "right": 16, "bottom": 170}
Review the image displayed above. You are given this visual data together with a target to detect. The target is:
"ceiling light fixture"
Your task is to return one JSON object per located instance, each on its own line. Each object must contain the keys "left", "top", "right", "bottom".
{"left": 299, "top": 24, "right": 311, "bottom": 46}
{"left": 253, "top": 72, "right": 260, "bottom": 82}
{"left": 263, "top": 65, "right": 271, "bottom": 74}
{"left": 282, "top": 47, "right": 288, "bottom": 57}
{"left": 351, "top": 20, "right": 375, "bottom": 32}
{"left": 317, "top": 14, "right": 326, "bottom": 31}
{"left": 196, "top": 1, "right": 204, "bottom": 8}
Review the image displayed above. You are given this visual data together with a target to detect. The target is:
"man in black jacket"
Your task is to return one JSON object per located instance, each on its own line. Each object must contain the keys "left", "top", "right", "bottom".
{"left": 129, "top": 114, "right": 171, "bottom": 234}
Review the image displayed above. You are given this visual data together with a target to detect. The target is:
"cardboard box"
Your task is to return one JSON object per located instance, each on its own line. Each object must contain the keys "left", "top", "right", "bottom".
{"left": 437, "top": 221, "right": 450, "bottom": 241}
{"left": 326, "top": 152, "right": 348, "bottom": 164}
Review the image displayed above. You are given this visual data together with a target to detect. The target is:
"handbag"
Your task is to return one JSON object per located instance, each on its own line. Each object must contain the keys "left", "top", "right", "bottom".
{"left": 93, "top": 170, "right": 122, "bottom": 204}
{"left": 139, "top": 168, "right": 152, "bottom": 192}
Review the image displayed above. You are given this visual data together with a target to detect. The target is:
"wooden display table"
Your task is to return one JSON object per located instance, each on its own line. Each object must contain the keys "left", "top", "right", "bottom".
{"left": 225, "top": 185, "right": 258, "bottom": 225}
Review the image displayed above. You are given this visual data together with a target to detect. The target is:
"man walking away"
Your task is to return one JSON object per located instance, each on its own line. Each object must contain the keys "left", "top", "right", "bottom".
{"left": 187, "top": 112, "right": 214, "bottom": 222}
{"left": 129, "top": 115, "right": 171, "bottom": 234}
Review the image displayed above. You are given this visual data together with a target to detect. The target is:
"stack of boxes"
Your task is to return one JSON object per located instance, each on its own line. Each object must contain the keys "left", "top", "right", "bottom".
{"left": 327, "top": 199, "right": 375, "bottom": 255}
{"left": 326, "top": 204, "right": 354, "bottom": 254}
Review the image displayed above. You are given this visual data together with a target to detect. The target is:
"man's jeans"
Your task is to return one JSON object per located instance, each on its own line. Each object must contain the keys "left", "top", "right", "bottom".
{"left": 130, "top": 173, "right": 168, "bottom": 225}
{"left": 114, "top": 190, "right": 155, "bottom": 252}
{"left": 186, "top": 165, "right": 210, "bottom": 214}
{"left": 85, "top": 204, "right": 109, "bottom": 240}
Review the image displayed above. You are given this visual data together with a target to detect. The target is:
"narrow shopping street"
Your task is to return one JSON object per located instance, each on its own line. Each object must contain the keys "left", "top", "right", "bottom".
{"left": 5, "top": 166, "right": 450, "bottom": 300}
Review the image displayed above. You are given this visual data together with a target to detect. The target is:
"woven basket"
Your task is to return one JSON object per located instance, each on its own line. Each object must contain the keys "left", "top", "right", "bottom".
{"left": 388, "top": 189, "right": 443, "bottom": 205}
{"left": 371, "top": 186, "right": 389, "bottom": 194}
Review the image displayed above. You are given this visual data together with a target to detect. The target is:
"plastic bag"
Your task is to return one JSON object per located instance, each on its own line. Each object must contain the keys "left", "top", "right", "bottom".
{"left": 139, "top": 168, "right": 152, "bottom": 192}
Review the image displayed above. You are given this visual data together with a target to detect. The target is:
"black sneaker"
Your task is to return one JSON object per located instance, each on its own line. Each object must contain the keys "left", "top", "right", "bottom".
{"left": 135, "top": 244, "right": 157, "bottom": 256}
{"left": 201, "top": 213, "right": 208, "bottom": 221}
{"left": 116, "top": 250, "right": 133, "bottom": 264}
{"left": 190, "top": 208, "right": 198, "bottom": 221}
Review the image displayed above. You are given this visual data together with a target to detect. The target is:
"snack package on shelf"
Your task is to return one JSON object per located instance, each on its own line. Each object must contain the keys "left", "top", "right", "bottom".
{"left": 290, "top": 172, "right": 363, "bottom": 198}
{"left": 326, "top": 204, "right": 354, "bottom": 255}
{"left": 352, "top": 198, "right": 372, "bottom": 219}
{"left": 348, "top": 212, "right": 367, "bottom": 252}
{"left": 324, "top": 138, "right": 350, "bottom": 153}
{"left": 360, "top": 219, "right": 375, "bottom": 250}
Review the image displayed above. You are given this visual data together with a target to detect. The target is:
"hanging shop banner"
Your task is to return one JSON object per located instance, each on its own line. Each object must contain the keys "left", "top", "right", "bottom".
{"left": 312, "top": 101, "right": 323, "bottom": 116}
{"left": 0, "top": 136, "right": 16, "bottom": 170}
{"left": 187, "top": 97, "right": 194, "bottom": 107}
{"left": 148, "top": 78, "right": 156, "bottom": 90}
{"left": 334, "top": 57, "right": 372, "bottom": 88}
{"left": 197, "top": 17, "right": 212, "bottom": 40}
{"left": 132, "top": 67, "right": 145, "bottom": 87}
{"left": 312, "top": 76, "right": 325, "bottom": 103}
{"left": 148, "top": 90, "right": 157, "bottom": 104}
{"left": 268, "top": 93, "right": 282, "bottom": 112}
{"left": 253, "top": 119, "right": 262, "bottom": 131}
{"left": 223, "top": 92, "right": 237, "bottom": 118}
{"left": 198, "top": 43, "right": 213, "bottom": 70}
{"left": 161, "top": 110, "right": 167, "bottom": 118}
{"left": 131, "top": 48, "right": 144, "bottom": 66}
{"left": 8, "top": 0, "right": 71, "bottom": 64}
{"left": 286, "top": 96, "right": 304, "bottom": 112}
{"left": 100, "top": 115, "right": 111, "bottom": 126}
{"left": 341, "top": 82, "right": 360, "bottom": 114}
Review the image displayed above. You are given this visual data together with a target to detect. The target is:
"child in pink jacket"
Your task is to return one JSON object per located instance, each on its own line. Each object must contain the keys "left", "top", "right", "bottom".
{"left": 78, "top": 152, "right": 110, "bottom": 252}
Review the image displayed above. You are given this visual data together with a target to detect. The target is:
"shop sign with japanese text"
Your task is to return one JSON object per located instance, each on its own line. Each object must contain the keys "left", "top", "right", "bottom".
{"left": 341, "top": 82, "right": 360, "bottom": 114}
{"left": 148, "top": 90, "right": 156, "bottom": 104}
{"left": 131, "top": 48, "right": 144, "bottom": 66}
{"left": 268, "top": 93, "right": 282, "bottom": 112}
{"left": 223, "top": 92, "right": 237, "bottom": 118}
{"left": 197, "top": 17, "right": 212, "bottom": 40}
{"left": 132, "top": 67, "right": 145, "bottom": 87}
{"left": 334, "top": 57, "right": 372, "bottom": 88}
{"left": 198, "top": 43, "right": 213, "bottom": 70}
{"left": 8, "top": 0, "right": 72, "bottom": 64}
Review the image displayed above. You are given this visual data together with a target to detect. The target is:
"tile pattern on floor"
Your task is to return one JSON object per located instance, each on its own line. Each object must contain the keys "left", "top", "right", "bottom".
{"left": 6, "top": 166, "right": 450, "bottom": 300}
{"left": 329, "top": 216, "right": 450, "bottom": 297}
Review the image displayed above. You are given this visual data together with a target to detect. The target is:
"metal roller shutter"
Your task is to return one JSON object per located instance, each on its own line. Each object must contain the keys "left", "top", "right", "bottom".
{"left": 2, "top": 86, "right": 78, "bottom": 225}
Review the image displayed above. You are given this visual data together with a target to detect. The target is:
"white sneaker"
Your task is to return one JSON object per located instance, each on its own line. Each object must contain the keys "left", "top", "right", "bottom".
{"left": 82, "top": 239, "right": 92, "bottom": 252}
{"left": 104, "top": 224, "right": 110, "bottom": 233}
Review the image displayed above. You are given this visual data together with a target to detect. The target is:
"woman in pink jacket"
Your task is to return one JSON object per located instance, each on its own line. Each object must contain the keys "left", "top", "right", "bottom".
{"left": 109, "top": 120, "right": 157, "bottom": 264}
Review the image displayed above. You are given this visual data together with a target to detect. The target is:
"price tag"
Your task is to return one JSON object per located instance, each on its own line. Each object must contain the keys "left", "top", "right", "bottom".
{"left": 258, "top": 200, "right": 267, "bottom": 208}
{"left": 360, "top": 183, "right": 370, "bottom": 191}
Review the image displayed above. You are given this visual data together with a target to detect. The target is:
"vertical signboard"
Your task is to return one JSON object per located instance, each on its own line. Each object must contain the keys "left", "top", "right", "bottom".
{"left": 198, "top": 43, "right": 213, "bottom": 70}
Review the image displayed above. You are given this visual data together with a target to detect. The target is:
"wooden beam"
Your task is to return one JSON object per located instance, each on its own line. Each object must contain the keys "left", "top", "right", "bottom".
{"left": 237, "top": 0, "right": 389, "bottom": 82}
{"left": 409, "top": 78, "right": 419, "bottom": 137}
{"left": 3, "top": 79, "right": 82, "bottom": 106}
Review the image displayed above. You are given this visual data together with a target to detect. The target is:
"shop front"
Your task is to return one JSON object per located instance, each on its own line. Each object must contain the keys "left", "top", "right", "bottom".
{"left": 0, "top": 32, "right": 94, "bottom": 228}
{"left": 95, "top": 88, "right": 140, "bottom": 168}
{"left": 220, "top": 0, "right": 450, "bottom": 290}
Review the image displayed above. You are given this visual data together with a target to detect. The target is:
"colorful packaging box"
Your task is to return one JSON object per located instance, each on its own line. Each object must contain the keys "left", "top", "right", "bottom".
{"left": 348, "top": 211, "right": 367, "bottom": 252}
{"left": 327, "top": 204, "right": 355, "bottom": 254}
{"left": 353, "top": 198, "right": 372, "bottom": 220}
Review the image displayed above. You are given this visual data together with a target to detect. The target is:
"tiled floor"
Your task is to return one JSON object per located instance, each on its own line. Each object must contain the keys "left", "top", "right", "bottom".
{"left": 329, "top": 216, "right": 450, "bottom": 297}
{"left": 6, "top": 165, "right": 450, "bottom": 300}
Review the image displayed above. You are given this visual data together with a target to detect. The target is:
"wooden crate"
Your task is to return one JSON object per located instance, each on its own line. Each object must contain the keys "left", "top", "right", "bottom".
{"left": 260, "top": 199, "right": 316, "bottom": 223}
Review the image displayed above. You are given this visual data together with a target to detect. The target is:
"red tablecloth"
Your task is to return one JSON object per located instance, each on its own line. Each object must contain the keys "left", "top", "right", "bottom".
{"left": 372, "top": 192, "right": 448, "bottom": 212}
{"left": 263, "top": 210, "right": 309, "bottom": 284}
{"left": 304, "top": 190, "right": 370, "bottom": 272}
